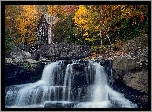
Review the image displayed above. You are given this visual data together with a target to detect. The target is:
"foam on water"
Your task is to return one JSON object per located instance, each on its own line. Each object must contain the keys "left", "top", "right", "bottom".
{"left": 5, "top": 61, "right": 137, "bottom": 108}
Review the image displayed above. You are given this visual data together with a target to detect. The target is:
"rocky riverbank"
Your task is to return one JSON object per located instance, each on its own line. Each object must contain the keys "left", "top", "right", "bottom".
{"left": 84, "top": 34, "right": 148, "bottom": 94}
{"left": 83, "top": 34, "right": 149, "bottom": 108}
{"left": 5, "top": 34, "right": 149, "bottom": 108}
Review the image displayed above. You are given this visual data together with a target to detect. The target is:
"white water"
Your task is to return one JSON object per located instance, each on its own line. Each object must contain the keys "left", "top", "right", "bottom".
{"left": 41, "top": 62, "right": 59, "bottom": 85}
{"left": 62, "top": 64, "right": 73, "bottom": 101}
{"left": 74, "top": 62, "right": 137, "bottom": 108}
{"left": 92, "top": 63, "right": 108, "bottom": 102}
{"left": 5, "top": 60, "right": 137, "bottom": 108}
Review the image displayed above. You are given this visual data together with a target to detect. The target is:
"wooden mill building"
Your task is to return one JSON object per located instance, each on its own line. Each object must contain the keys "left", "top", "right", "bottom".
{"left": 37, "top": 13, "right": 58, "bottom": 45}
{"left": 37, "top": 6, "right": 76, "bottom": 45}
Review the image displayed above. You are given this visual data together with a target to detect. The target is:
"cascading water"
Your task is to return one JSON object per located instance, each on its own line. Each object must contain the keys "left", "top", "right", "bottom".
{"left": 5, "top": 60, "right": 137, "bottom": 108}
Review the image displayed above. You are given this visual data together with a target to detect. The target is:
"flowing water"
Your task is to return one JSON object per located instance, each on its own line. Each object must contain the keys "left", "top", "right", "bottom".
{"left": 5, "top": 60, "right": 137, "bottom": 108}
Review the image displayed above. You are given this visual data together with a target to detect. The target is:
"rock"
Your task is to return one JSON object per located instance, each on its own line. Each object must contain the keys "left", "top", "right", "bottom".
{"left": 35, "top": 53, "right": 40, "bottom": 61}
{"left": 26, "top": 59, "right": 38, "bottom": 64}
{"left": 44, "top": 101, "right": 75, "bottom": 108}
{"left": 8, "top": 49, "right": 32, "bottom": 63}
{"left": 29, "top": 42, "right": 91, "bottom": 60}
{"left": 113, "top": 57, "right": 140, "bottom": 72}
{"left": 123, "top": 71, "right": 148, "bottom": 93}
{"left": 5, "top": 62, "right": 45, "bottom": 86}
{"left": 63, "top": 60, "right": 73, "bottom": 66}
{"left": 21, "top": 50, "right": 31, "bottom": 59}
{"left": 111, "top": 52, "right": 148, "bottom": 94}
{"left": 5, "top": 58, "right": 13, "bottom": 63}
{"left": 10, "top": 51, "right": 23, "bottom": 63}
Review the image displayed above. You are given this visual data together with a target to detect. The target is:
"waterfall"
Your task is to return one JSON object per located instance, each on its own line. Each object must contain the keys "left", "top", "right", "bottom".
{"left": 5, "top": 60, "right": 137, "bottom": 108}
{"left": 92, "top": 63, "right": 108, "bottom": 102}
{"left": 62, "top": 64, "right": 73, "bottom": 101}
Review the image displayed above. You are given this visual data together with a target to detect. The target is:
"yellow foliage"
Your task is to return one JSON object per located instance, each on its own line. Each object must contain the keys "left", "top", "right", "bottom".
{"left": 15, "top": 5, "right": 39, "bottom": 44}
{"left": 120, "top": 5, "right": 133, "bottom": 19}
{"left": 85, "top": 38, "right": 90, "bottom": 41}
{"left": 83, "top": 32, "right": 89, "bottom": 37}
{"left": 47, "top": 5, "right": 68, "bottom": 19}
{"left": 73, "top": 5, "right": 99, "bottom": 41}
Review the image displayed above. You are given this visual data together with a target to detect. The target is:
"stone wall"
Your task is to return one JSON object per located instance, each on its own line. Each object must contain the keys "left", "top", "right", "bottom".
{"left": 30, "top": 42, "right": 91, "bottom": 61}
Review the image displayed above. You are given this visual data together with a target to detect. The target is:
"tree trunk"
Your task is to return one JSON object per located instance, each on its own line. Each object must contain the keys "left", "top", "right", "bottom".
{"left": 100, "top": 30, "right": 102, "bottom": 45}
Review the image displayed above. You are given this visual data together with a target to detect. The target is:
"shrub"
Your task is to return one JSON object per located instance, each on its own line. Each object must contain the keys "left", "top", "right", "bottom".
{"left": 5, "top": 29, "right": 15, "bottom": 54}
{"left": 23, "top": 62, "right": 31, "bottom": 69}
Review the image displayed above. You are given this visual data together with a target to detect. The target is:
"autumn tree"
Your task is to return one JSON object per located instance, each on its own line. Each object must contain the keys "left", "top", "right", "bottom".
{"left": 90, "top": 5, "right": 148, "bottom": 44}
{"left": 5, "top": 5, "right": 148, "bottom": 53}
{"left": 52, "top": 12, "right": 76, "bottom": 43}
{"left": 5, "top": 5, "right": 42, "bottom": 51}
{"left": 72, "top": 5, "right": 100, "bottom": 45}
{"left": 47, "top": 5, "right": 68, "bottom": 19}
{"left": 5, "top": 5, "right": 21, "bottom": 41}
{"left": 15, "top": 5, "right": 39, "bottom": 45}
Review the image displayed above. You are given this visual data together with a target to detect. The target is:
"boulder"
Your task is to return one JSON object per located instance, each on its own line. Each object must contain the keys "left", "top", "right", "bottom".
{"left": 5, "top": 62, "right": 45, "bottom": 86}
{"left": 113, "top": 57, "right": 140, "bottom": 73}
{"left": 10, "top": 51, "right": 24, "bottom": 63}
{"left": 5, "top": 58, "right": 13, "bottom": 63}
{"left": 123, "top": 71, "right": 148, "bottom": 93}
{"left": 21, "top": 50, "right": 31, "bottom": 59}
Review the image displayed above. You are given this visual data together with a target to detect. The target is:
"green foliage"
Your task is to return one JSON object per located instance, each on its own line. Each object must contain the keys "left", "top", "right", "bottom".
{"left": 23, "top": 62, "right": 31, "bottom": 69}
{"left": 53, "top": 12, "right": 78, "bottom": 43}
{"left": 91, "top": 45, "right": 107, "bottom": 53}
{"left": 5, "top": 29, "right": 15, "bottom": 54}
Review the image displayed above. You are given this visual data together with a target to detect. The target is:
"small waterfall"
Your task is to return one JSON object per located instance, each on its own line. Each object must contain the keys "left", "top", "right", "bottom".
{"left": 62, "top": 64, "right": 73, "bottom": 101}
{"left": 92, "top": 63, "right": 108, "bottom": 102}
{"left": 5, "top": 60, "right": 137, "bottom": 108}
{"left": 41, "top": 62, "right": 60, "bottom": 85}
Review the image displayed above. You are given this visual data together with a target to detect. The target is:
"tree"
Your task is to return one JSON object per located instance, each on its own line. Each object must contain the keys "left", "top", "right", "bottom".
{"left": 48, "top": 5, "right": 77, "bottom": 43}
{"left": 92, "top": 5, "right": 148, "bottom": 44}
{"left": 5, "top": 5, "right": 21, "bottom": 41}
{"left": 73, "top": 5, "right": 100, "bottom": 45}
{"left": 52, "top": 12, "right": 76, "bottom": 43}
{"left": 47, "top": 5, "right": 68, "bottom": 19}
{"left": 5, "top": 29, "right": 15, "bottom": 54}
{"left": 15, "top": 5, "right": 39, "bottom": 45}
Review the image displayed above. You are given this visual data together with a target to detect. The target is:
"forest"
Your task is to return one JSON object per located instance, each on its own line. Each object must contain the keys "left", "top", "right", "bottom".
{"left": 5, "top": 5, "right": 148, "bottom": 55}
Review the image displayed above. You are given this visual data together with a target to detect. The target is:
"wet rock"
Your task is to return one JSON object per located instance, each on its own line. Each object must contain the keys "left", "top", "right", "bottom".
{"left": 5, "top": 63, "right": 45, "bottom": 86}
{"left": 72, "top": 64, "right": 85, "bottom": 71}
{"left": 110, "top": 78, "right": 148, "bottom": 108}
{"left": 63, "top": 60, "right": 73, "bottom": 66}
{"left": 35, "top": 53, "right": 40, "bottom": 61}
{"left": 44, "top": 101, "right": 75, "bottom": 108}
